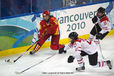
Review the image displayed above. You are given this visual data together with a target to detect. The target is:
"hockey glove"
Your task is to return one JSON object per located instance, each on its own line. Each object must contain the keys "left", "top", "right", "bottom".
{"left": 68, "top": 56, "right": 75, "bottom": 63}
{"left": 59, "top": 46, "right": 66, "bottom": 54}
{"left": 96, "top": 33, "right": 103, "bottom": 40}
{"left": 92, "top": 16, "right": 98, "bottom": 24}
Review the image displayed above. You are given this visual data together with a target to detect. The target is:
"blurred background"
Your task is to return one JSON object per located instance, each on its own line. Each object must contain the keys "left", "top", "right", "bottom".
{"left": 0, "top": 0, "right": 109, "bottom": 18}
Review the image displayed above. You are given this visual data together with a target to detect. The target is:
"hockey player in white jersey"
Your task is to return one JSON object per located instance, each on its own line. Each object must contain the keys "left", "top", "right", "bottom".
{"left": 89, "top": 7, "right": 111, "bottom": 44}
{"left": 60, "top": 32, "right": 112, "bottom": 71}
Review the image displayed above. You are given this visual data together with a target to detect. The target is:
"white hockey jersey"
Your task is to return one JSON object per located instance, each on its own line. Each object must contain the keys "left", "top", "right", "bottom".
{"left": 97, "top": 15, "right": 111, "bottom": 34}
{"left": 64, "top": 38, "right": 98, "bottom": 55}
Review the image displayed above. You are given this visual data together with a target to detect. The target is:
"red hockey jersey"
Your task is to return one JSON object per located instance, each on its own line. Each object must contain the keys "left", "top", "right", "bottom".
{"left": 39, "top": 16, "right": 60, "bottom": 36}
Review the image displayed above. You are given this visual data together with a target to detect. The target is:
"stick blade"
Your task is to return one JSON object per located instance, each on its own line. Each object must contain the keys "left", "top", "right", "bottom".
{"left": 5, "top": 59, "right": 14, "bottom": 63}
{"left": 15, "top": 71, "right": 22, "bottom": 74}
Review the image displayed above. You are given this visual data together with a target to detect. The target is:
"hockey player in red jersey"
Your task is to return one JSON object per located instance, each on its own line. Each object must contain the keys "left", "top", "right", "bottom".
{"left": 30, "top": 10, "right": 65, "bottom": 55}
{"left": 89, "top": 7, "right": 111, "bottom": 44}
{"left": 60, "top": 32, "right": 112, "bottom": 71}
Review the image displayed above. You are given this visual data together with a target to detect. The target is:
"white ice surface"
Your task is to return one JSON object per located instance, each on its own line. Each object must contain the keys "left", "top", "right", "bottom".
{"left": 0, "top": 35, "right": 114, "bottom": 76}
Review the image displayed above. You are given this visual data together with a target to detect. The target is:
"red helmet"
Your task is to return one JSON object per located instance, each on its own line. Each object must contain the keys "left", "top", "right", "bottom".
{"left": 42, "top": 10, "right": 50, "bottom": 17}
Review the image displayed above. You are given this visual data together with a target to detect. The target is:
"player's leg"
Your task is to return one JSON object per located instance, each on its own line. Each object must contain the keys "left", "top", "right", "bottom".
{"left": 97, "top": 60, "right": 112, "bottom": 69}
{"left": 89, "top": 24, "right": 101, "bottom": 41}
{"left": 30, "top": 34, "right": 50, "bottom": 55}
{"left": 74, "top": 51, "right": 89, "bottom": 71}
{"left": 96, "top": 31, "right": 109, "bottom": 40}
{"left": 88, "top": 52, "right": 98, "bottom": 66}
{"left": 88, "top": 52, "right": 112, "bottom": 69}
{"left": 50, "top": 34, "right": 65, "bottom": 54}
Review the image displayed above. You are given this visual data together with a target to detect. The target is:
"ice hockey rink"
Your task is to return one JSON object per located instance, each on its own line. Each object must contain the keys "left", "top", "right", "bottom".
{"left": 0, "top": 35, "right": 114, "bottom": 76}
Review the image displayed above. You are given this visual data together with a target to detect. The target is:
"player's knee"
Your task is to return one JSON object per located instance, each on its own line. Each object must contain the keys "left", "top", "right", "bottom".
{"left": 89, "top": 52, "right": 98, "bottom": 66}
{"left": 50, "top": 45, "right": 58, "bottom": 50}
{"left": 89, "top": 62, "right": 97, "bottom": 66}
{"left": 58, "top": 44, "right": 64, "bottom": 49}
{"left": 67, "top": 56, "right": 75, "bottom": 63}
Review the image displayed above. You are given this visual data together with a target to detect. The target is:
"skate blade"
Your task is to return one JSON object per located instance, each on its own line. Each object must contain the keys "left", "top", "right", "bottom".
{"left": 76, "top": 70, "right": 85, "bottom": 72}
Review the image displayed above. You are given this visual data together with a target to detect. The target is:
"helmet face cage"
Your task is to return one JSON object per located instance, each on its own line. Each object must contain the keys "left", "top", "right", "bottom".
{"left": 42, "top": 10, "right": 50, "bottom": 17}
{"left": 97, "top": 7, "right": 105, "bottom": 13}
{"left": 69, "top": 32, "right": 78, "bottom": 40}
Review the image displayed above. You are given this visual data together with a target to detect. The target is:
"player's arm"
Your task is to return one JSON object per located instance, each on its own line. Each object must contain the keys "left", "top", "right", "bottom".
{"left": 64, "top": 43, "right": 73, "bottom": 50}
{"left": 59, "top": 43, "right": 73, "bottom": 54}
{"left": 68, "top": 42, "right": 82, "bottom": 63}
{"left": 46, "top": 18, "right": 58, "bottom": 34}
{"left": 74, "top": 42, "right": 82, "bottom": 52}
{"left": 38, "top": 22, "right": 46, "bottom": 38}
{"left": 96, "top": 20, "right": 111, "bottom": 39}
{"left": 66, "top": 43, "right": 75, "bottom": 63}
{"left": 100, "top": 20, "right": 111, "bottom": 34}
{"left": 92, "top": 16, "right": 98, "bottom": 24}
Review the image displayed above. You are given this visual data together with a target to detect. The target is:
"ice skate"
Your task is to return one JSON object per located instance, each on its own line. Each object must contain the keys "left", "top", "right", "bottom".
{"left": 59, "top": 46, "right": 67, "bottom": 54}
{"left": 29, "top": 50, "right": 36, "bottom": 55}
{"left": 76, "top": 63, "right": 85, "bottom": 71}
{"left": 106, "top": 60, "right": 112, "bottom": 70}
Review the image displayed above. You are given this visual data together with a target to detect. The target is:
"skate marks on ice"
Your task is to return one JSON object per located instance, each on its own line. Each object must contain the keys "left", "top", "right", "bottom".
{"left": 0, "top": 36, "right": 114, "bottom": 76}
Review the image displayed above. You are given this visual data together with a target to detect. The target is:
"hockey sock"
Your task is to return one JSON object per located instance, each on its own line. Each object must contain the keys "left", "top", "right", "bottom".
{"left": 34, "top": 44, "right": 41, "bottom": 52}
{"left": 77, "top": 58, "right": 84, "bottom": 67}
{"left": 96, "top": 61, "right": 107, "bottom": 67}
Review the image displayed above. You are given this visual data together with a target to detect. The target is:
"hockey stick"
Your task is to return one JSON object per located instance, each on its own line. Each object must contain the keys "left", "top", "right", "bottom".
{"left": 5, "top": 43, "right": 35, "bottom": 63}
{"left": 6, "top": 30, "right": 47, "bottom": 63}
{"left": 15, "top": 53, "right": 56, "bottom": 74}
{"left": 94, "top": 23, "right": 105, "bottom": 59}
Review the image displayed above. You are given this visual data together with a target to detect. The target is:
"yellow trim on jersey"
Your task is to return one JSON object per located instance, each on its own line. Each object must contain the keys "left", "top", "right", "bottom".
{"left": 54, "top": 27, "right": 59, "bottom": 35}
{"left": 53, "top": 19, "right": 58, "bottom": 24}
{"left": 39, "top": 24, "right": 42, "bottom": 30}
{"left": 35, "top": 45, "right": 41, "bottom": 52}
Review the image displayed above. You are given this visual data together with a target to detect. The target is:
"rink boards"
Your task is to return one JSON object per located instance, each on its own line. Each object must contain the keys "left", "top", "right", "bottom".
{"left": 0, "top": 29, "right": 114, "bottom": 57}
{"left": 0, "top": 1, "right": 114, "bottom": 57}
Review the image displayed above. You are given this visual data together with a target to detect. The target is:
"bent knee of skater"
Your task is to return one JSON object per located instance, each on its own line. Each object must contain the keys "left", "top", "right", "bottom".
{"left": 50, "top": 45, "right": 58, "bottom": 50}
{"left": 89, "top": 63, "right": 97, "bottom": 66}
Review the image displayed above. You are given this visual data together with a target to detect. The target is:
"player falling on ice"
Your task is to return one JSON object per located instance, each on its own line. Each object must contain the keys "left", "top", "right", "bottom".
{"left": 88, "top": 7, "right": 111, "bottom": 44}
{"left": 30, "top": 10, "right": 65, "bottom": 55}
{"left": 60, "top": 32, "right": 112, "bottom": 71}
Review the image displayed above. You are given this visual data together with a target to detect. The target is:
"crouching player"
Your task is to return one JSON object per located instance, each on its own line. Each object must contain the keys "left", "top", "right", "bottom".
{"left": 60, "top": 32, "right": 112, "bottom": 71}
{"left": 30, "top": 10, "right": 65, "bottom": 55}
